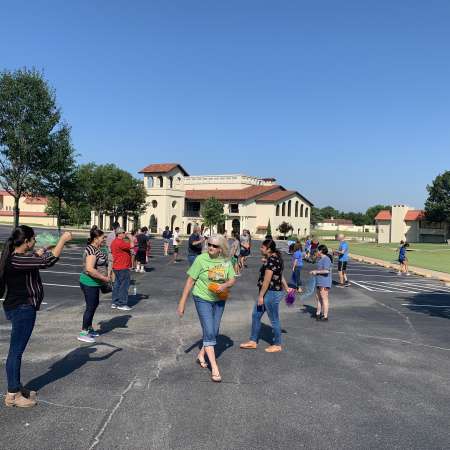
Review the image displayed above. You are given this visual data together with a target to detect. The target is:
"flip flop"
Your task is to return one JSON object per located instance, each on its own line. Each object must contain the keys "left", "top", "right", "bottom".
{"left": 196, "top": 358, "right": 208, "bottom": 369}
{"left": 211, "top": 373, "right": 222, "bottom": 383}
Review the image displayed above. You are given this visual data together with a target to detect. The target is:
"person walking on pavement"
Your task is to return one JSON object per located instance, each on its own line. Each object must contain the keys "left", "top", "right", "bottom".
{"left": 187, "top": 225, "right": 204, "bottom": 266}
{"left": 111, "top": 228, "right": 133, "bottom": 311}
{"left": 78, "top": 226, "right": 110, "bottom": 343}
{"left": 335, "top": 234, "right": 350, "bottom": 287}
{"left": 177, "top": 235, "right": 236, "bottom": 382}
{"left": 240, "top": 239, "right": 291, "bottom": 353}
{"left": 162, "top": 226, "right": 172, "bottom": 256}
{"left": 136, "top": 227, "right": 150, "bottom": 273}
{"left": 172, "top": 227, "right": 181, "bottom": 263}
{"left": 106, "top": 221, "right": 120, "bottom": 281}
{"left": 1, "top": 226, "right": 72, "bottom": 408}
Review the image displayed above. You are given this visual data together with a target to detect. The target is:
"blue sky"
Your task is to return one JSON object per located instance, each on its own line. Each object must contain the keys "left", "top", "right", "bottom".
{"left": 1, "top": 0, "right": 449, "bottom": 211}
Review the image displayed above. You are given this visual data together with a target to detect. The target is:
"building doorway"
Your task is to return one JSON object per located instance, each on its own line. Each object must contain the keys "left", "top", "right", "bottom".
{"left": 171, "top": 215, "right": 176, "bottom": 231}
{"left": 149, "top": 215, "right": 158, "bottom": 233}
{"left": 232, "top": 219, "right": 241, "bottom": 236}
{"left": 187, "top": 223, "right": 192, "bottom": 235}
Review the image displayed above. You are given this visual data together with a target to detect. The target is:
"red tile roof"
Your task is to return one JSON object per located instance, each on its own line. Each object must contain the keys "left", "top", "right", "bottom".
{"left": 375, "top": 210, "right": 391, "bottom": 221}
{"left": 0, "top": 211, "right": 50, "bottom": 217}
{"left": 404, "top": 210, "right": 425, "bottom": 221}
{"left": 185, "top": 185, "right": 281, "bottom": 201}
{"left": 25, "top": 197, "right": 47, "bottom": 205}
{"left": 138, "top": 163, "right": 189, "bottom": 176}
{"left": 256, "top": 190, "right": 296, "bottom": 202}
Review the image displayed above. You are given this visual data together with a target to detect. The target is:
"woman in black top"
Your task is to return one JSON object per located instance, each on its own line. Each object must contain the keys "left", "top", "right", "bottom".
{"left": 1, "top": 226, "right": 72, "bottom": 408}
{"left": 240, "top": 239, "right": 291, "bottom": 353}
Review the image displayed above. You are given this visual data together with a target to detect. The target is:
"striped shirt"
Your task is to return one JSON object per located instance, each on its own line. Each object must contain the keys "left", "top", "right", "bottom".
{"left": 3, "top": 252, "right": 59, "bottom": 311}
{"left": 80, "top": 244, "right": 108, "bottom": 287}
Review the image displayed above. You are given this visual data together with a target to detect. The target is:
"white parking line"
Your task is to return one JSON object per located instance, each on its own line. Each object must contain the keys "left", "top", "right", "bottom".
{"left": 43, "top": 270, "right": 80, "bottom": 275}
{"left": 350, "top": 280, "right": 375, "bottom": 292}
{"left": 43, "top": 283, "right": 79, "bottom": 288}
{"left": 402, "top": 304, "right": 450, "bottom": 308}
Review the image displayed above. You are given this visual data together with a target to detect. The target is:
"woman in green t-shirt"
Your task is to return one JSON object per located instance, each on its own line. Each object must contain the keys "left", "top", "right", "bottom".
{"left": 78, "top": 226, "right": 110, "bottom": 343}
{"left": 177, "top": 234, "right": 236, "bottom": 382}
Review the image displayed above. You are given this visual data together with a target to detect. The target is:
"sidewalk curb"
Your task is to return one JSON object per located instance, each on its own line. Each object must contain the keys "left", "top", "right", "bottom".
{"left": 349, "top": 253, "right": 450, "bottom": 285}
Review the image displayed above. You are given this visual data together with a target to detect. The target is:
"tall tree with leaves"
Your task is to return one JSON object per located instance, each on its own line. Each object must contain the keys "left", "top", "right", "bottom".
{"left": 425, "top": 171, "right": 450, "bottom": 223}
{"left": 0, "top": 69, "right": 60, "bottom": 227}
{"left": 365, "top": 205, "right": 391, "bottom": 224}
{"left": 202, "top": 197, "right": 227, "bottom": 233}
{"left": 39, "top": 124, "right": 77, "bottom": 233}
{"left": 277, "top": 221, "right": 293, "bottom": 239}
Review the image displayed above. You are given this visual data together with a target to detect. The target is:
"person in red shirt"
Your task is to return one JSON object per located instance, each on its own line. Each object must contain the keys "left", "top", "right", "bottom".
{"left": 111, "top": 228, "right": 133, "bottom": 311}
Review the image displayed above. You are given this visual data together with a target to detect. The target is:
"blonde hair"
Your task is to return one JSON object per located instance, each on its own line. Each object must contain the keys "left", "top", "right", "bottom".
{"left": 208, "top": 234, "right": 230, "bottom": 259}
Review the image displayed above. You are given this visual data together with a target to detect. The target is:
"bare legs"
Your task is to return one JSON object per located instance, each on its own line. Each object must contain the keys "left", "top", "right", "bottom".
{"left": 316, "top": 287, "right": 329, "bottom": 319}
{"left": 197, "top": 346, "right": 220, "bottom": 377}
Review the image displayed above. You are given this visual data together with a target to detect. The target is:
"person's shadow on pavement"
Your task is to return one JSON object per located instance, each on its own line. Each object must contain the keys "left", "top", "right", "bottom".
{"left": 25, "top": 344, "right": 122, "bottom": 392}
{"left": 97, "top": 315, "right": 131, "bottom": 335}
{"left": 184, "top": 334, "right": 234, "bottom": 359}
{"left": 259, "top": 323, "right": 287, "bottom": 345}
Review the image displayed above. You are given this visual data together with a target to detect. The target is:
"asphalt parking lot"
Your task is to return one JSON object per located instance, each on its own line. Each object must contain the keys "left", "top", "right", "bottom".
{"left": 0, "top": 236, "right": 449, "bottom": 449}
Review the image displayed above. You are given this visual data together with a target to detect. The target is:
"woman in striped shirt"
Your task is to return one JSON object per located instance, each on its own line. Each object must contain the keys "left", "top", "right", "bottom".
{"left": 1, "top": 225, "right": 72, "bottom": 408}
{"left": 78, "top": 226, "right": 110, "bottom": 343}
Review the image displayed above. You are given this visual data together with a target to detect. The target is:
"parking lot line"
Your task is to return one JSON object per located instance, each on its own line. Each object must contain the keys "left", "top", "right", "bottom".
{"left": 43, "top": 283, "right": 79, "bottom": 288}
{"left": 402, "top": 304, "right": 450, "bottom": 308}
{"left": 43, "top": 270, "right": 80, "bottom": 275}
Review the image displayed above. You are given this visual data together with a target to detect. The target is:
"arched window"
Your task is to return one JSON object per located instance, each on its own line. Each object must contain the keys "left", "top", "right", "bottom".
{"left": 187, "top": 223, "right": 192, "bottom": 234}
{"left": 169, "top": 176, "right": 173, "bottom": 189}
{"left": 276, "top": 205, "right": 280, "bottom": 216}
{"left": 282, "top": 203, "right": 286, "bottom": 216}
{"left": 152, "top": 200, "right": 158, "bottom": 208}
{"left": 305, "top": 207, "right": 309, "bottom": 218}
{"left": 149, "top": 215, "right": 157, "bottom": 233}
{"left": 295, "top": 201, "right": 299, "bottom": 217}
{"left": 157, "top": 176, "right": 163, "bottom": 188}
{"left": 287, "top": 200, "right": 292, "bottom": 217}
{"left": 300, "top": 204, "right": 304, "bottom": 217}
{"left": 172, "top": 201, "right": 177, "bottom": 208}
{"left": 147, "top": 176, "right": 154, "bottom": 188}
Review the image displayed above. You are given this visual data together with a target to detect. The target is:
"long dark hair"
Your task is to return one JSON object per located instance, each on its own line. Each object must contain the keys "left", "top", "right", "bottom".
{"left": 87, "top": 225, "right": 104, "bottom": 245}
{"left": 261, "top": 239, "right": 284, "bottom": 270}
{"left": 0, "top": 225, "right": 35, "bottom": 297}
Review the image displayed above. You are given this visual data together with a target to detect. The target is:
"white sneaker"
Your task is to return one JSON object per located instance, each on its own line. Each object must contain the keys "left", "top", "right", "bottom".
{"left": 140, "top": 268, "right": 145, "bottom": 273}
{"left": 77, "top": 331, "right": 95, "bottom": 343}
{"left": 117, "top": 305, "right": 132, "bottom": 311}
{"left": 111, "top": 304, "right": 118, "bottom": 309}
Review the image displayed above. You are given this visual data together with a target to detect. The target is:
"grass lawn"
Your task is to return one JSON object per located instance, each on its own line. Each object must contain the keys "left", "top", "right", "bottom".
{"left": 327, "top": 241, "right": 450, "bottom": 274}
{"left": 312, "top": 229, "right": 377, "bottom": 238}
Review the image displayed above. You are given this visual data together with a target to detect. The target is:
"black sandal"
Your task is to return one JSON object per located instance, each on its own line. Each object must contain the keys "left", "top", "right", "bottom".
{"left": 196, "top": 358, "right": 208, "bottom": 369}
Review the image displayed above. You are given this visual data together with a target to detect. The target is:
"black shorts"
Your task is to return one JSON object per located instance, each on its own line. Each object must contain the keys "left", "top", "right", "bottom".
{"left": 136, "top": 249, "right": 147, "bottom": 264}
{"left": 173, "top": 245, "right": 179, "bottom": 254}
{"left": 338, "top": 261, "right": 348, "bottom": 272}
{"left": 240, "top": 248, "right": 250, "bottom": 257}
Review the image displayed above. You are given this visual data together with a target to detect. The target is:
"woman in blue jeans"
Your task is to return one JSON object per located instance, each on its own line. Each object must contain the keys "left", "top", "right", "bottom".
{"left": 0, "top": 226, "right": 72, "bottom": 408}
{"left": 240, "top": 239, "right": 291, "bottom": 353}
{"left": 177, "top": 234, "right": 235, "bottom": 382}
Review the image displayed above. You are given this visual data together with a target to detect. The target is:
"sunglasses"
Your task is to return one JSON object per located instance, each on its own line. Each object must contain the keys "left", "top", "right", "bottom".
{"left": 208, "top": 243, "right": 220, "bottom": 249}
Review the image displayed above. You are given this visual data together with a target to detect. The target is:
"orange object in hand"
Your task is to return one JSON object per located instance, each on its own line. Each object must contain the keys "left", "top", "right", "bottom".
{"left": 208, "top": 283, "right": 229, "bottom": 300}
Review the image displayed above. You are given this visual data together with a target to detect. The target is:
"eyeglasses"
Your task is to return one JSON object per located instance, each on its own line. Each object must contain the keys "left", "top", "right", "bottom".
{"left": 208, "top": 243, "right": 220, "bottom": 249}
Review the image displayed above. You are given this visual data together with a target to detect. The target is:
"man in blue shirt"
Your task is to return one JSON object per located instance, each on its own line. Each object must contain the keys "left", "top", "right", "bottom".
{"left": 336, "top": 234, "right": 350, "bottom": 287}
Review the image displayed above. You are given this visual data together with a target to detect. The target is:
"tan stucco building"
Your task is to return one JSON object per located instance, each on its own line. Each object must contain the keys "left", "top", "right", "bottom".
{"left": 375, "top": 205, "right": 448, "bottom": 243}
{"left": 93, "top": 163, "right": 313, "bottom": 237}
{"left": 0, "top": 191, "right": 56, "bottom": 226}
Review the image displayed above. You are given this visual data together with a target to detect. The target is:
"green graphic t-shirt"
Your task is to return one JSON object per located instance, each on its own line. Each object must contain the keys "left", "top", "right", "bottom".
{"left": 187, "top": 253, "right": 235, "bottom": 302}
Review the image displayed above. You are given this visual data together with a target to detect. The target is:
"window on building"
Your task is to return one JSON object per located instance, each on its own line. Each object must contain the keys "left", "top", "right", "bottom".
{"left": 169, "top": 176, "right": 173, "bottom": 188}
{"left": 288, "top": 200, "right": 292, "bottom": 217}
{"left": 305, "top": 207, "right": 309, "bottom": 218}
{"left": 229, "top": 203, "right": 239, "bottom": 213}
{"left": 172, "top": 201, "right": 177, "bottom": 208}
{"left": 300, "top": 204, "right": 304, "bottom": 217}
{"left": 276, "top": 205, "right": 280, "bottom": 216}
{"left": 295, "top": 201, "right": 298, "bottom": 217}
{"left": 152, "top": 200, "right": 158, "bottom": 208}
{"left": 282, "top": 203, "right": 286, "bottom": 216}
{"left": 157, "top": 176, "right": 163, "bottom": 188}
{"left": 147, "top": 176, "right": 154, "bottom": 188}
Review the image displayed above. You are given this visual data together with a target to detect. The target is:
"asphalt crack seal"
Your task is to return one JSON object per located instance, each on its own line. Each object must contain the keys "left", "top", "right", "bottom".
{"left": 89, "top": 376, "right": 137, "bottom": 450}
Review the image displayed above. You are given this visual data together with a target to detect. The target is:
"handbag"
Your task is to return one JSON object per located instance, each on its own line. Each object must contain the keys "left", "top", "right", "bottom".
{"left": 100, "top": 282, "right": 112, "bottom": 294}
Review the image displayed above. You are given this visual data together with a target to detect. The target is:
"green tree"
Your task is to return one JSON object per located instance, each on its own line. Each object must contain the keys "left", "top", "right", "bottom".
{"left": 39, "top": 124, "right": 77, "bottom": 232}
{"left": 311, "top": 207, "right": 324, "bottom": 225}
{"left": 277, "top": 221, "right": 293, "bottom": 239}
{"left": 425, "top": 171, "right": 450, "bottom": 223}
{"left": 320, "top": 206, "right": 340, "bottom": 219}
{"left": 267, "top": 219, "right": 272, "bottom": 236}
{"left": 202, "top": 197, "right": 227, "bottom": 232}
{"left": 0, "top": 69, "right": 60, "bottom": 227}
{"left": 365, "top": 204, "right": 391, "bottom": 224}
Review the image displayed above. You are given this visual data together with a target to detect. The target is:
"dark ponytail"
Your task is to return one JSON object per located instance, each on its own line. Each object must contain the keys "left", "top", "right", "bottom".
{"left": 262, "top": 239, "right": 284, "bottom": 269}
{"left": 87, "top": 225, "right": 104, "bottom": 245}
{"left": 0, "top": 225, "right": 35, "bottom": 297}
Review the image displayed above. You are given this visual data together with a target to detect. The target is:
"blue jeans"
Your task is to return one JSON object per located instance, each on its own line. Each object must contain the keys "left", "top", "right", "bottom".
{"left": 188, "top": 254, "right": 198, "bottom": 266}
{"left": 80, "top": 283, "right": 100, "bottom": 330}
{"left": 112, "top": 269, "right": 130, "bottom": 306}
{"left": 250, "top": 290, "right": 284, "bottom": 345}
{"left": 4, "top": 304, "right": 36, "bottom": 392}
{"left": 291, "top": 266, "right": 303, "bottom": 289}
{"left": 193, "top": 296, "right": 226, "bottom": 347}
